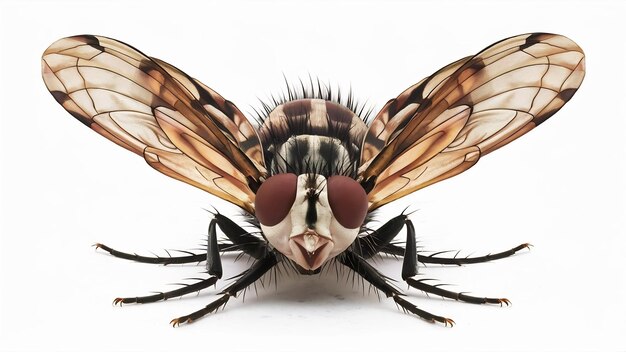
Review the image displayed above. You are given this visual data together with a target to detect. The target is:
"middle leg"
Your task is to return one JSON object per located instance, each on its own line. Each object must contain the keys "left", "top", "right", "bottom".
{"left": 113, "top": 216, "right": 255, "bottom": 305}
{"left": 401, "top": 218, "right": 510, "bottom": 305}
{"left": 113, "top": 219, "right": 224, "bottom": 305}
{"left": 355, "top": 215, "right": 529, "bottom": 265}
{"left": 95, "top": 213, "right": 268, "bottom": 265}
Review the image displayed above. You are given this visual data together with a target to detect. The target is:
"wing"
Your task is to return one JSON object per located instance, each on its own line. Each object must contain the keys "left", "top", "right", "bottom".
{"left": 41, "top": 35, "right": 266, "bottom": 214}
{"left": 358, "top": 33, "right": 585, "bottom": 210}
{"left": 360, "top": 55, "right": 473, "bottom": 163}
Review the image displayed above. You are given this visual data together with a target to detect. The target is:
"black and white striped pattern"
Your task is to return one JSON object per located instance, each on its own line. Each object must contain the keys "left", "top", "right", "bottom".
{"left": 259, "top": 98, "right": 368, "bottom": 178}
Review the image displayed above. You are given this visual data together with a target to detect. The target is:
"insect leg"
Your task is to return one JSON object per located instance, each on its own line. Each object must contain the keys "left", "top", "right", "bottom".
{"left": 338, "top": 250, "right": 454, "bottom": 326}
{"left": 379, "top": 240, "right": 530, "bottom": 264}
{"left": 354, "top": 214, "right": 407, "bottom": 258}
{"left": 110, "top": 218, "right": 259, "bottom": 306}
{"left": 94, "top": 243, "right": 206, "bottom": 265}
{"left": 206, "top": 219, "right": 222, "bottom": 278}
{"left": 214, "top": 213, "right": 267, "bottom": 259}
{"left": 401, "top": 219, "right": 418, "bottom": 279}
{"left": 402, "top": 219, "right": 510, "bottom": 305}
{"left": 170, "top": 252, "right": 279, "bottom": 326}
{"left": 417, "top": 243, "right": 531, "bottom": 265}
{"left": 379, "top": 243, "right": 405, "bottom": 257}
{"left": 405, "top": 278, "right": 510, "bottom": 305}
{"left": 113, "top": 276, "right": 219, "bottom": 304}
{"left": 94, "top": 215, "right": 267, "bottom": 265}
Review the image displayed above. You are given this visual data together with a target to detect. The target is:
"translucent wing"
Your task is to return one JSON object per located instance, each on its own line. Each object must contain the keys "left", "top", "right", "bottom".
{"left": 360, "top": 55, "right": 472, "bottom": 163}
{"left": 150, "top": 57, "right": 265, "bottom": 168}
{"left": 41, "top": 35, "right": 266, "bottom": 214}
{"left": 359, "top": 33, "right": 585, "bottom": 210}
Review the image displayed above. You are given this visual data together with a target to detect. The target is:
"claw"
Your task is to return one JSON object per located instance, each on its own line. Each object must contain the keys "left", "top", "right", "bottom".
{"left": 443, "top": 318, "right": 456, "bottom": 327}
{"left": 170, "top": 317, "right": 191, "bottom": 327}
{"left": 430, "top": 316, "right": 455, "bottom": 327}
{"left": 113, "top": 297, "right": 137, "bottom": 307}
{"left": 499, "top": 298, "right": 511, "bottom": 306}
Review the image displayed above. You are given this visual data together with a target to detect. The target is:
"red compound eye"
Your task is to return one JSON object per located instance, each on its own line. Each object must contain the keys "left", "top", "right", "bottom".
{"left": 327, "top": 176, "right": 368, "bottom": 229}
{"left": 255, "top": 173, "right": 298, "bottom": 226}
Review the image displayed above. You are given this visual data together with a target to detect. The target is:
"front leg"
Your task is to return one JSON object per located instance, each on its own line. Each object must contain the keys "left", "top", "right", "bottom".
{"left": 338, "top": 250, "right": 454, "bottom": 326}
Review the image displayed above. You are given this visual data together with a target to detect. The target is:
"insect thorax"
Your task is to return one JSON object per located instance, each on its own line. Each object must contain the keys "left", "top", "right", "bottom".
{"left": 258, "top": 99, "right": 368, "bottom": 178}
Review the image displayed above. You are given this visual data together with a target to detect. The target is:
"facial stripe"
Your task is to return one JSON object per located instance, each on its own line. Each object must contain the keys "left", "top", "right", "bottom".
{"left": 318, "top": 138, "right": 336, "bottom": 174}
{"left": 258, "top": 173, "right": 361, "bottom": 271}
{"left": 305, "top": 189, "right": 318, "bottom": 228}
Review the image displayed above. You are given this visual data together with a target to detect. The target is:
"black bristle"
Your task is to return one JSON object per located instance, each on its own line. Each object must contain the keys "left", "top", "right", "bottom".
{"left": 255, "top": 76, "right": 373, "bottom": 123}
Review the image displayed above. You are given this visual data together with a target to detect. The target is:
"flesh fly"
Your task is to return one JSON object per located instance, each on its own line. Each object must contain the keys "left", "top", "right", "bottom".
{"left": 42, "top": 33, "right": 585, "bottom": 326}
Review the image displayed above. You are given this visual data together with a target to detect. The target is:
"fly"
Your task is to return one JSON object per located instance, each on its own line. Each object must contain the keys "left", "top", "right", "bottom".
{"left": 41, "top": 33, "right": 585, "bottom": 326}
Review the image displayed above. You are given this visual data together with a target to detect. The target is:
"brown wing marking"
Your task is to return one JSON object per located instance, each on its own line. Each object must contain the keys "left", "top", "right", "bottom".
{"left": 360, "top": 56, "right": 472, "bottom": 164}
{"left": 144, "top": 147, "right": 255, "bottom": 213}
{"left": 154, "top": 107, "right": 254, "bottom": 202}
{"left": 361, "top": 33, "right": 585, "bottom": 210}
{"left": 151, "top": 58, "right": 265, "bottom": 170}
{"left": 42, "top": 35, "right": 261, "bottom": 212}
{"left": 367, "top": 147, "right": 481, "bottom": 208}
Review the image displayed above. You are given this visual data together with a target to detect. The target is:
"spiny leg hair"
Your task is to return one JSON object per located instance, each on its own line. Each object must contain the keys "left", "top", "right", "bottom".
{"left": 113, "top": 218, "right": 224, "bottom": 305}
{"left": 338, "top": 250, "right": 455, "bottom": 326}
{"left": 170, "top": 252, "right": 279, "bottom": 327}
{"left": 94, "top": 213, "right": 267, "bottom": 265}
{"left": 401, "top": 218, "right": 511, "bottom": 306}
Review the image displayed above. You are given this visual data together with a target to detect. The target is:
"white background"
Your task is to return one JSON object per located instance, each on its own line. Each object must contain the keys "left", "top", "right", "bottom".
{"left": 1, "top": 0, "right": 625, "bottom": 351}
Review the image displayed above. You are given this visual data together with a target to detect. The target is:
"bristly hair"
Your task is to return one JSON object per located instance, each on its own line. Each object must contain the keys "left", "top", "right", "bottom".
{"left": 266, "top": 139, "right": 360, "bottom": 178}
{"left": 252, "top": 75, "right": 374, "bottom": 124}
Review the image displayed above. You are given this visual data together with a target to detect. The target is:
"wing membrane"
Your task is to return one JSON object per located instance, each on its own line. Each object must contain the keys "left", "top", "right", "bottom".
{"left": 151, "top": 57, "right": 265, "bottom": 168}
{"left": 360, "top": 33, "right": 585, "bottom": 210}
{"left": 360, "top": 56, "right": 472, "bottom": 164}
{"left": 42, "top": 35, "right": 264, "bottom": 213}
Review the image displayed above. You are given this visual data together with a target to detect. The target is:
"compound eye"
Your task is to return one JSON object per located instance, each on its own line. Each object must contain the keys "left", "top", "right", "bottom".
{"left": 327, "top": 176, "right": 368, "bottom": 229}
{"left": 255, "top": 173, "right": 298, "bottom": 226}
